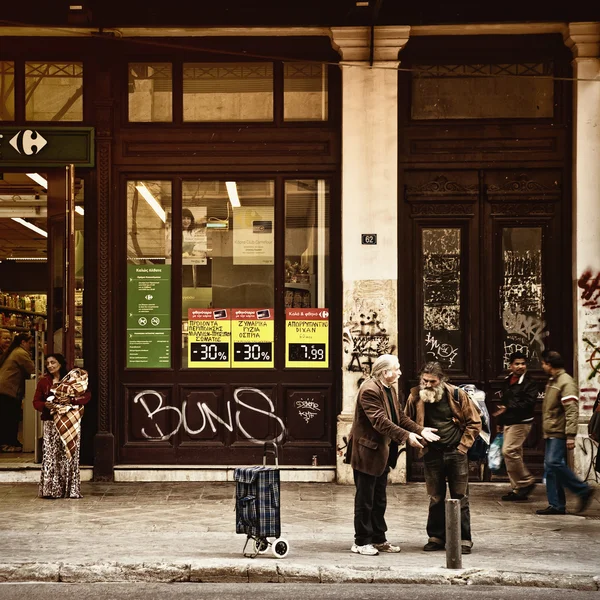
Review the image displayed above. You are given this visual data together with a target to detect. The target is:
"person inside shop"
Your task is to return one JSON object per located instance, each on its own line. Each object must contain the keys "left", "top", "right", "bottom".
{"left": 33, "top": 353, "right": 91, "bottom": 499}
{"left": 347, "top": 354, "right": 440, "bottom": 555}
{"left": 0, "top": 332, "right": 35, "bottom": 453}
{"left": 0, "top": 328, "right": 12, "bottom": 356}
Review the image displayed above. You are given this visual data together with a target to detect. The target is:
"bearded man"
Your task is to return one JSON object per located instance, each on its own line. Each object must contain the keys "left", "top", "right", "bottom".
{"left": 405, "top": 362, "right": 481, "bottom": 555}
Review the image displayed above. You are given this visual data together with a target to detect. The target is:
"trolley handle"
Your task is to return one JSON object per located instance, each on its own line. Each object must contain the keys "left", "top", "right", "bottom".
{"left": 263, "top": 441, "right": 279, "bottom": 467}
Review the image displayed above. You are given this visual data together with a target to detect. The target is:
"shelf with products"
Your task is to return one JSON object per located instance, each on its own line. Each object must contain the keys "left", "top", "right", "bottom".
{"left": 74, "top": 288, "right": 84, "bottom": 367}
{"left": 0, "top": 292, "right": 47, "bottom": 332}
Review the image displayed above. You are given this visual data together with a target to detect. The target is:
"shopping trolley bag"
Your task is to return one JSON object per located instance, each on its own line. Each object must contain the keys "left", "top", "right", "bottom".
{"left": 234, "top": 442, "right": 290, "bottom": 558}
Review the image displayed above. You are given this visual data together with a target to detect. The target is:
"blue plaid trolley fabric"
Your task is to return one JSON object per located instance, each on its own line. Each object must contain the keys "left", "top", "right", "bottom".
{"left": 234, "top": 466, "right": 281, "bottom": 538}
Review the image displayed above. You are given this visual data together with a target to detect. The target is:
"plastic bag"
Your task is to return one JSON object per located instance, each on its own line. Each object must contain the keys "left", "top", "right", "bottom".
{"left": 487, "top": 433, "right": 504, "bottom": 473}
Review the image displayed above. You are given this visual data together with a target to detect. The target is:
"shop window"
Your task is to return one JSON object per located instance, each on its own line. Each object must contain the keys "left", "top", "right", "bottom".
{"left": 501, "top": 227, "right": 544, "bottom": 369}
{"left": 180, "top": 180, "right": 275, "bottom": 368}
{"left": 25, "top": 62, "right": 83, "bottom": 121}
{"left": 421, "top": 228, "right": 463, "bottom": 371}
{"left": 411, "top": 63, "right": 554, "bottom": 120}
{"left": 183, "top": 63, "right": 273, "bottom": 122}
{"left": 284, "top": 179, "right": 330, "bottom": 309}
{"left": 284, "top": 63, "right": 328, "bottom": 122}
{"left": 0, "top": 61, "right": 15, "bottom": 121}
{"left": 126, "top": 180, "right": 172, "bottom": 368}
{"left": 128, "top": 63, "right": 172, "bottom": 122}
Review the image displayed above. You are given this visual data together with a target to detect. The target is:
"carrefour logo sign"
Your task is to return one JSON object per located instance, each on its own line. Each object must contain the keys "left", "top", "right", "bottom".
{"left": 8, "top": 130, "right": 48, "bottom": 155}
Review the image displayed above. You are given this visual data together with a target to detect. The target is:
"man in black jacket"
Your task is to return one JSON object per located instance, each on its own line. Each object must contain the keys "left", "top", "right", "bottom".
{"left": 495, "top": 352, "right": 538, "bottom": 501}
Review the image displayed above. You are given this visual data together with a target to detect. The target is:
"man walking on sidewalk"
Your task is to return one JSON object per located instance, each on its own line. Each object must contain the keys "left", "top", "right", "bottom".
{"left": 405, "top": 362, "right": 481, "bottom": 554}
{"left": 348, "top": 354, "right": 440, "bottom": 556}
{"left": 536, "top": 350, "right": 594, "bottom": 516}
{"left": 495, "top": 351, "right": 538, "bottom": 502}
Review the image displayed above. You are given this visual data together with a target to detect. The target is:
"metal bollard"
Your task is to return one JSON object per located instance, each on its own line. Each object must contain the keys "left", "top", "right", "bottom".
{"left": 445, "top": 498, "right": 462, "bottom": 569}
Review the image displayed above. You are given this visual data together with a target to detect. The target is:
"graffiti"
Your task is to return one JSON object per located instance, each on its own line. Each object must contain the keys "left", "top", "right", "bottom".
{"left": 501, "top": 307, "right": 547, "bottom": 367}
{"left": 580, "top": 437, "right": 600, "bottom": 483}
{"left": 295, "top": 399, "right": 321, "bottom": 424}
{"left": 578, "top": 270, "right": 600, "bottom": 309}
{"left": 583, "top": 337, "right": 600, "bottom": 381}
{"left": 580, "top": 387, "right": 599, "bottom": 414}
{"left": 343, "top": 310, "right": 395, "bottom": 374}
{"left": 424, "top": 306, "right": 460, "bottom": 331}
{"left": 425, "top": 331, "right": 459, "bottom": 367}
{"left": 502, "top": 341, "right": 530, "bottom": 370}
{"left": 133, "top": 387, "right": 286, "bottom": 443}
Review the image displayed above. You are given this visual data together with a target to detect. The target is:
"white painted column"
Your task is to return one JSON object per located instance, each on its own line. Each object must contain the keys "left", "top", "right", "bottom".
{"left": 564, "top": 22, "right": 600, "bottom": 485}
{"left": 330, "top": 26, "right": 410, "bottom": 483}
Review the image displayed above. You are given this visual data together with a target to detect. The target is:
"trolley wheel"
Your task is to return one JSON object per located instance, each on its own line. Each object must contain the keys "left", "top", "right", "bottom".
{"left": 272, "top": 537, "right": 290, "bottom": 559}
{"left": 254, "top": 537, "right": 269, "bottom": 555}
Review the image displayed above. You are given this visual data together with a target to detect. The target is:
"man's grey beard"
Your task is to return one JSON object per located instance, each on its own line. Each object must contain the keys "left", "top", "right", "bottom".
{"left": 419, "top": 384, "right": 445, "bottom": 403}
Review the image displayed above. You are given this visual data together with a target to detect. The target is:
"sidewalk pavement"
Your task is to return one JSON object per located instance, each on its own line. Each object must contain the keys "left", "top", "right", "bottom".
{"left": 0, "top": 481, "right": 598, "bottom": 590}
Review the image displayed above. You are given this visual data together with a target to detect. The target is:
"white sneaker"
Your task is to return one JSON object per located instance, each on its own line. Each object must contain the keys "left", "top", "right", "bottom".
{"left": 351, "top": 543, "right": 379, "bottom": 555}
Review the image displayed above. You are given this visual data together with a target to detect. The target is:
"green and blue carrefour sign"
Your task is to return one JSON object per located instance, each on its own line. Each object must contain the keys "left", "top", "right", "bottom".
{"left": 0, "top": 127, "right": 94, "bottom": 167}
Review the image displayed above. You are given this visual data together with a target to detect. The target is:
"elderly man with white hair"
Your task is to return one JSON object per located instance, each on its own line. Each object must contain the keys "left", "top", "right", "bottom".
{"left": 347, "top": 354, "right": 440, "bottom": 556}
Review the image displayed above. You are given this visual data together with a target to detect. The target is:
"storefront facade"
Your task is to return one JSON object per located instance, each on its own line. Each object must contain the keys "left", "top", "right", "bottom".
{"left": 1, "top": 10, "right": 598, "bottom": 484}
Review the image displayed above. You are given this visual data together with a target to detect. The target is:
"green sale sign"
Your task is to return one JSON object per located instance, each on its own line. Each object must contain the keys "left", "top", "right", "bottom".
{"left": 127, "top": 265, "right": 171, "bottom": 368}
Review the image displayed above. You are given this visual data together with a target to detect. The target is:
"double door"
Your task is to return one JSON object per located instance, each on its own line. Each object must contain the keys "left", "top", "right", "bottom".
{"left": 401, "top": 168, "right": 570, "bottom": 481}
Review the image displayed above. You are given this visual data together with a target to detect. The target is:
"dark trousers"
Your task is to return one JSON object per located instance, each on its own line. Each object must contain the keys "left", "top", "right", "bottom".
{"left": 353, "top": 467, "right": 390, "bottom": 546}
{"left": 423, "top": 448, "right": 472, "bottom": 546}
{"left": 0, "top": 394, "right": 22, "bottom": 447}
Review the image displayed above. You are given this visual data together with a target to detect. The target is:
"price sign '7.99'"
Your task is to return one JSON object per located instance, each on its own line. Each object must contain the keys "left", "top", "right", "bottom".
{"left": 285, "top": 308, "right": 329, "bottom": 369}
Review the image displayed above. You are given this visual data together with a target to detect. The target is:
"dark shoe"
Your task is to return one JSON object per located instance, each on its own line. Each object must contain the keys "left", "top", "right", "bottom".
{"left": 502, "top": 491, "right": 528, "bottom": 502}
{"left": 536, "top": 506, "right": 566, "bottom": 515}
{"left": 461, "top": 545, "right": 472, "bottom": 555}
{"left": 423, "top": 541, "right": 445, "bottom": 551}
{"left": 516, "top": 483, "right": 537, "bottom": 499}
{"left": 576, "top": 488, "right": 595, "bottom": 514}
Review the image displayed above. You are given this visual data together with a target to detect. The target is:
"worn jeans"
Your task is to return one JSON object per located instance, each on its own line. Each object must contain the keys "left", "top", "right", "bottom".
{"left": 353, "top": 467, "right": 390, "bottom": 546}
{"left": 544, "top": 437, "right": 589, "bottom": 511}
{"left": 502, "top": 423, "right": 535, "bottom": 491}
{"left": 424, "top": 448, "right": 472, "bottom": 547}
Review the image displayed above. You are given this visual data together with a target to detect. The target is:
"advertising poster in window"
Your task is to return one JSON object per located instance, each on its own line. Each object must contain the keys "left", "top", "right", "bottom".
{"left": 187, "top": 308, "right": 231, "bottom": 368}
{"left": 285, "top": 308, "right": 329, "bottom": 368}
{"left": 231, "top": 308, "right": 274, "bottom": 369}
{"left": 126, "top": 264, "right": 171, "bottom": 368}
{"left": 233, "top": 206, "right": 274, "bottom": 265}
{"left": 165, "top": 206, "right": 208, "bottom": 265}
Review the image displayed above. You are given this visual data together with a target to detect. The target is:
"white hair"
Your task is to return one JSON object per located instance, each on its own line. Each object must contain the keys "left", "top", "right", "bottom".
{"left": 370, "top": 354, "right": 399, "bottom": 381}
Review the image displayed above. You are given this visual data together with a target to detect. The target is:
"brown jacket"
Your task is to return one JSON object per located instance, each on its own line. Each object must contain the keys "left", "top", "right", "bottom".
{"left": 349, "top": 378, "right": 423, "bottom": 477}
{"left": 405, "top": 382, "right": 481, "bottom": 456}
{"left": 0, "top": 347, "right": 35, "bottom": 399}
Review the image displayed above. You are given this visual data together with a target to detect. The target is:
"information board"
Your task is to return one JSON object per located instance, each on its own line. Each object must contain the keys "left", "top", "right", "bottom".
{"left": 231, "top": 308, "right": 274, "bottom": 369}
{"left": 126, "top": 264, "right": 171, "bottom": 368}
{"left": 285, "top": 308, "right": 329, "bottom": 368}
{"left": 187, "top": 308, "right": 231, "bottom": 368}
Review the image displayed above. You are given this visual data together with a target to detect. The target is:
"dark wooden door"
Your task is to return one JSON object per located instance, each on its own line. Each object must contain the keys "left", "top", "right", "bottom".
{"left": 402, "top": 168, "right": 570, "bottom": 481}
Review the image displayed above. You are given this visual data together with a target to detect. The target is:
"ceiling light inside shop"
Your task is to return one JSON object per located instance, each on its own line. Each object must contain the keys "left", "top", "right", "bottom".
{"left": 225, "top": 181, "right": 241, "bottom": 208}
{"left": 135, "top": 183, "right": 166, "bottom": 222}
{"left": 11, "top": 217, "right": 48, "bottom": 237}
{"left": 26, "top": 173, "right": 48, "bottom": 189}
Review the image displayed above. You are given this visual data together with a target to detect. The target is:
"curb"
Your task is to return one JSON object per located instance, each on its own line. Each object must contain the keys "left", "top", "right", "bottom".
{"left": 0, "top": 562, "right": 599, "bottom": 590}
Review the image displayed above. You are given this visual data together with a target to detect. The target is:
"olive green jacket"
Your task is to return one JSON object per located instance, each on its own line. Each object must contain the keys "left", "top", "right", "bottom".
{"left": 0, "top": 347, "right": 35, "bottom": 399}
{"left": 542, "top": 369, "right": 579, "bottom": 439}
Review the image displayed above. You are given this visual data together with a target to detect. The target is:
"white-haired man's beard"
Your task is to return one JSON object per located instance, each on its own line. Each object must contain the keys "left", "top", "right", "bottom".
{"left": 419, "top": 383, "right": 445, "bottom": 403}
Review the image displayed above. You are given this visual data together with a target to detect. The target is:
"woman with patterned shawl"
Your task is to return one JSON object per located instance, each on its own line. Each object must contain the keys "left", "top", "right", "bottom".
{"left": 33, "top": 354, "right": 90, "bottom": 498}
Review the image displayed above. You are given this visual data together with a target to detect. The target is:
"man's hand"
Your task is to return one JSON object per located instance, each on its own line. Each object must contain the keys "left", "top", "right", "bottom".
{"left": 407, "top": 432, "right": 424, "bottom": 449}
{"left": 492, "top": 405, "right": 507, "bottom": 417}
{"left": 420, "top": 427, "right": 440, "bottom": 443}
{"left": 566, "top": 438, "right": 575, "bottom": 450}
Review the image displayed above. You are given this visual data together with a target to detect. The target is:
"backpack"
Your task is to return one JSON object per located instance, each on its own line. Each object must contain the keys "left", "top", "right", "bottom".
{"left": 454, "top": 385, "right": 491, "bottom": 462}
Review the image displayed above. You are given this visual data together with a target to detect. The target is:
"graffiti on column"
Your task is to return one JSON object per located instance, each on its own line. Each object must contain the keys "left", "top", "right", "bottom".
{"left": 578, "top": 270, "right": 600, "bottom": 310}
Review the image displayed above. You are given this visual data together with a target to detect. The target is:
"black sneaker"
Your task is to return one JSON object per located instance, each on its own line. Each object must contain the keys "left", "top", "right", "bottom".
{"left": 576, "top": 488, "right": 595, "bottom": 514}
{"left": 461, "top": 545, "right": 472, "bottom": 555}
{"left": 502, "top": 491, "right": 528, "bottom": 502}
{"left": 423, "top": 541, "right": 445, "bottom": 551}
{"left": 535, "top": 506, "right": 566, "bottom": 515}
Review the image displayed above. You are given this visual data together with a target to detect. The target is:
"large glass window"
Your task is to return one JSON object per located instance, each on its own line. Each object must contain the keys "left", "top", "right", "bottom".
{"left": 284, "top": 180, "right": 330, "bottom": 309}
{"left": 0, "top": 61, "right": 15, "bottom": 121}
{"left": 183, "top": 63, "right": 273, "bottom": 122}
{"left": 180, "top": 180, "right": 274, "bottom": 367}
{"left": 412, "top": 63, "right": 554, "bottom": 120}
{"left": 501, "top": 227, "right": 545, "bottom": 369}
{"left": 284, "top": 63, "right": 328, "bottom": 122}
{"left": 25, "top": 62, "right": 83, "bottom": 121}
{"left": 128, "top": 63, "right": 173, "bottom": 122}
{"left": 421, "top": 228, "right": 463, "bottom": 371}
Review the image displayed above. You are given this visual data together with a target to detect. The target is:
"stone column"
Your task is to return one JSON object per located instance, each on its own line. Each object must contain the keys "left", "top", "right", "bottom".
{"left": 564, "top": 22, "right": 600, "bottom": 485}
{"left": 330, "top": 26, "right": 410, "bottom": 483}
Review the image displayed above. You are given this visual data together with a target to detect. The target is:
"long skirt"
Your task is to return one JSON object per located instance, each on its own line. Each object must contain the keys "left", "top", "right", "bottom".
{"left": 39, "top": 420, "right": 82, "bottom": 499}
